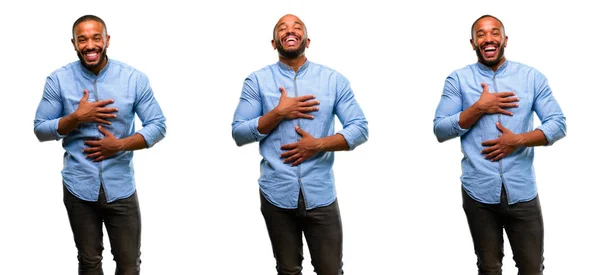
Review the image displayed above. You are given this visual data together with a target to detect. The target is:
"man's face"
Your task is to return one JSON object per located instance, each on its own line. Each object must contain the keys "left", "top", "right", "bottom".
{"left": 271, "top": 15, "right": 310, "bottom": 59}
{"left": 470, "top": 17, "right": 507, "bottom": 68}
{"left": 71, "top": 20, "right": 110, "bottom": 73}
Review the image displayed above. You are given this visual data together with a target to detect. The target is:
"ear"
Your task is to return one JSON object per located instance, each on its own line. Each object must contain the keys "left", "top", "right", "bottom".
{"left": 105, "top": 34, "right": 111, "bottom": 49}
{"left": 305, "top": 38, "right": 311, "bottom": 48}
{"left": 71, "top": 38, "right": 77, "bottom": 51}
{"left": 470, "top": 38, "right": 476, "bottom": 50}
{"left": 503, "top": 35, "right": 508, "bottom": 48}
{"left": 271, "top": 39, "right": 276, "bottom": 50}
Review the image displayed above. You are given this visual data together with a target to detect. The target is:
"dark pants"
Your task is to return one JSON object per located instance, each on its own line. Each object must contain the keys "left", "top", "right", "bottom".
{"left": 462, "top": 186, "right": 544, "bottom": 275}
{"left": 63, "top": 185, "right": 142, "bottom": 275}
{"left": 260, "top": 190, "right": 343, "bottom": 275}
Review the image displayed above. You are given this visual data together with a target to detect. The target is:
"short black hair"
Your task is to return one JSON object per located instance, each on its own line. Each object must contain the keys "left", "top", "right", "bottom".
{"left": 471, "top": 15, "right": 505, "bottom": 39}
{"left": 72, "top": 15, "right": 107, "bottom": 38}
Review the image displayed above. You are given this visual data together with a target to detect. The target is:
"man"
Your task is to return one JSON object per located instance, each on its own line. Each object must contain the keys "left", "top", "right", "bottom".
{"left": 434, "top": 15, "right": 566, "bottom": 275}
{"left": 34, "top": 15, "right": 166, "bottom": 275}
{"left": 232, "top": 14, "right": 368, "bottom": 275}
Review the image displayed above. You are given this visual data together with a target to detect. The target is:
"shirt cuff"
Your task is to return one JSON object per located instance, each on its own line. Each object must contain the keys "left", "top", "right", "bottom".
{"left": 451, "top": 112, "right": 469, "bottom": 137}
{"left": 52, "top": 118, "right": 67, "bottom": 140}
{"left": 250, "top": 117, "right": 268, "bottom": 142}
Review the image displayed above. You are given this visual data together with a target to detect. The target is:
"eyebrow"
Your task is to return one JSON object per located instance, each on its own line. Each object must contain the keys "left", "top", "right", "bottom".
{"left": 277, "top": 21, "right": 304, "bottom": 29}
{"left": 476, "top": 27, "right": 502, "bottom": 33}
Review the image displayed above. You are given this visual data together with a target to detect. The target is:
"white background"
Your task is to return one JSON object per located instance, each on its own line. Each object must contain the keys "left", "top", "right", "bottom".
{"left": 0, "top": 0, "right": 597, "bottom": 274}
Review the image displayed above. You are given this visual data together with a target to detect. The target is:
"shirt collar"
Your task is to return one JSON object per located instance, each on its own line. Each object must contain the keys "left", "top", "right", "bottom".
{"left": 78, "top": 57, "right": 111, "bottom": 80}
{"left": 277, "top": 59, "right": 310, "bottom": 77}
{"left": 476, "top": 58, "right": 509, "bottom": 77}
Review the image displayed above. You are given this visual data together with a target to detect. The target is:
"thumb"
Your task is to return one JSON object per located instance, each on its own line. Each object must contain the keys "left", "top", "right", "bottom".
{"left": 98, "top": 125, "right": 110, "bottom": 136}
{"left": 496, "top": 122, "right": 506, "bottom": 132}
{"left": 82, "top": 89, "right": 89, "bottom": 101}
{"left": 481, "top": 83, "right": 489, "bottom": 94}
{"left": 295, "top": 126, "right": 308, "bottom": 136}
{"left": 279, "top": 86, "right": 287, "bottom": 98}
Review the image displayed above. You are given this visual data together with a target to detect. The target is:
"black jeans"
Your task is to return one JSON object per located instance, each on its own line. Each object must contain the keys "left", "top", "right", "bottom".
{"left": 462, "top": 186, "right": 544, "bottom": 275}
{"left": 63, "top": 185, "right": 142, "bottom": 275}
{"left": 260, "top": 190, "right": 343, "bottom": 275}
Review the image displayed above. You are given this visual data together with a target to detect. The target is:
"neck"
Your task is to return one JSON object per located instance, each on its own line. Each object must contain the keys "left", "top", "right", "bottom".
{"left": 487, "top": 57, "right": 506, "bottom": 72}
{"left": 279, "top": 55, "right": 307, "bottom": 72}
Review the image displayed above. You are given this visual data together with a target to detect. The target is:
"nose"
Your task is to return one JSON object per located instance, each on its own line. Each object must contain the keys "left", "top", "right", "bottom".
{"left": 83, "top": 39, "right": 95, "bottom": 51}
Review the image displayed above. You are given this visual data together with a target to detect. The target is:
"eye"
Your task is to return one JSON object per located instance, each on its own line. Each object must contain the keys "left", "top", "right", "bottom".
{"left": 94, "top": 37, "right": 101, "bottom": 41}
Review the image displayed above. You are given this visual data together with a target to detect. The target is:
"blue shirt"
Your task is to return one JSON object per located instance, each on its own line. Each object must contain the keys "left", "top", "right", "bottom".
{"left": 34, "top": 59, "right": 166, "bottom": 203}
{"left": 232, "top": 61, "right": 368, "bottom": 210}
{"left": 434, "top": 60, "right": 566, "bottom": 205}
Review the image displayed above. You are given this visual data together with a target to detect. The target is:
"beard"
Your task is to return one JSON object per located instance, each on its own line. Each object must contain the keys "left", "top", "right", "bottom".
{"left": 76, "top": 47, "right": 108, "bottom": 71}
{"left": 275, "top": 38, "right": 307, "bottom": 59}
{"left": 475, "top": 42, "right": 505, "bottom": 68}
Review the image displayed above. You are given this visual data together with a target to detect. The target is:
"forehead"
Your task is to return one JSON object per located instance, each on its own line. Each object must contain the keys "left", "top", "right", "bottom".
{"left": 276, "top": 15, "right": 304, "bottom": 28}
{"left": 473, "top": 17, "right": 502, "bottom": 33}
{"left": 74, "top": 20, "right": 105, "bottom": 36}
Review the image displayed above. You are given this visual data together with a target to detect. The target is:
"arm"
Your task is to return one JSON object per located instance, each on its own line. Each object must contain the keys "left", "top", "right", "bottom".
{"left": 481, "top": 71, "right": 566, "bottom": 161}
{"left": 82, "top": 73, "right": 166, "bottom": 161}
{"left": 34, "top": 76, "right": 117, "bottom": 141}
{"left": 434, "top": 75, "right": 519, "bottom": 142}
{"left": 280, "top": 76, "right": 368, "bottom": 166}
{"left": 232, "top": 75, "right": 319, "bottom": 146}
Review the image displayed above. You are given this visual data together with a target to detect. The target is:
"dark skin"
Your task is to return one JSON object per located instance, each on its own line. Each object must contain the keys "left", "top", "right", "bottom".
{"left": 461, "top": 16, "right": 549, "bottom": 161}
{"left": 259, "top": 14, "right": 350, "bottom": 166}
{"left": 57, "top": 20, "right": 148, "bottom": 161}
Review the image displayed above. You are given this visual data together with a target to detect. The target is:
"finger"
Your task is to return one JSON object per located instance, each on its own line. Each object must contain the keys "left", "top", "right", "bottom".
{"left": 84, "top": 140, "right": 100, "bottom": 147}
{"left": 497, "top": 92, "right": 516, "bottom": 98}
{"left": 81, "top": 90, "right": 89, "bottom": 102}
{"left": 298, "top": 106, "right": 319, "bottom": 113}
{"left": 94, "top": 119, "right": 112, "bottom": 125}
{"left": 491, "top": 153, "right": 505, "bottom": 162}
{"left": 294, "top": 113, "right": 315, "bottom": 119}
{"left": 481, "top": 145, "right": 496, "bottom": 154}
{"left": 495, "top": 109, "right": 514, "bottom": 116}
{"left": 299, "top": 100, "right": 320, "bottom": 107}
{"left": 97, "top": 125, "right": 110, "bottom": 136}
{"left": 280, "top": 142, "right": 297, "bottom": 150}
{"left": 499, "top": 103, "right": 519, "bottom": 109}
{"left": 295, "top": 126, "right": 308, "bottom": 137}
{"left": 500, "top": 96, "right": 519, "bottom": 102}
{"left": 86, "top": 152, "right": 103, "bottom": 159}
{"left": 485, "top": 149, "right": 501, "bottom": 160}
{"left": 481, "top": 83, "right": 489, "bottom": 93}
{"left": 296, "top": 94, "right": 317, "bottom": 102}
{"left": 98, "top": 107, "right": 119, "bottom": 113}
{"left": 481, "top": 138, "right": 498, "bottom": 147}
{"left": 96, "top": 113, "right": 117, "bottom": 119}
{"left": 280, "top": 149, "right": 296, "bottom": 158}
{"left": 290, "top": 157, "right": 305, "bottom": 166}
{"left": 495, "top": 122, "right": 506, "bottom": 132}
{"left": 92, "top": 156, "right": 104, "bottom": 162}
{"left": 95, "top": 99, "right": 115, "bottom": 106}
{"left": 279, "top": 87, "right": 287, "bottom": 98}
{"left": 283, "top": 154, "right": 299, "bottom": 164}
{"left": 82, "top": 147, "right": 101, "bottom": 153}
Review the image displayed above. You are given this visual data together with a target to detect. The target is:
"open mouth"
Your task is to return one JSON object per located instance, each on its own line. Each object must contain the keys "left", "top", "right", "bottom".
{"left": 283, "top": 35, "right": 299, "bottom": 47}
{"left": 482, "top": 44, "right": 498, "bottom": 58}
{"left": 83, "top": 50, "right": 101, "bottom": 62}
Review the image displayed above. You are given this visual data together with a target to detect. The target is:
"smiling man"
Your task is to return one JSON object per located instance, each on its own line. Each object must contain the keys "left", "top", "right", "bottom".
{"left": 34, "top": 15, "right": 166, "bottom": 275}
{"left": 433, "top": 15, "right": 566, "bottom": 274}
{"left": 232, "top": 14, "right": 368, "bottom": 275}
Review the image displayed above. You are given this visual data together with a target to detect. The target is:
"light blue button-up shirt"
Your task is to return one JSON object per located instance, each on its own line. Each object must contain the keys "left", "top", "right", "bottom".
{"left": 232, "top": 60, "right": 368, "bottom": 210}
{"left": 434, "top": 60, "right": 566, "bottom": 204}
{"left": 34, "top": 59, "right": 166, "bottom": 203}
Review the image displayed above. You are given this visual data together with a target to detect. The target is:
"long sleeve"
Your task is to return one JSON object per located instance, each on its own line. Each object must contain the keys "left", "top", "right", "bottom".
{"left": 231, "top": 74, "right": 268, "bottom": 147}
{"left": 532, "top": 71, "right": 566, "bottom": 145}
{"left": 34, "top": 76, "right": 67, "bottom": 142}
{"left": 433, "top": 73, "right": 470, "bottom": 143}
{"left": 334, "top": 76, "right": 368, "bottom": 150}
{"left": 134, "top": 73, "right": 166, "bottom": 148}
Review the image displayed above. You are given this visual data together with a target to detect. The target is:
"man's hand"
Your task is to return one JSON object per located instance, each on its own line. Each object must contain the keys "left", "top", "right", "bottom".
{"left": 275, "top": 87, "right": 319, "bottom": 120}
{"left": 83, "top": 125, "right": 124, "bottom": 162}
{"left": 475, "top": 83, "right": 519, "bottom": 116}
{"left": 74, "top": 89, "right": 118, "bottom": 125}
{"left": 481, "top": 122, "right": 524, "bottom": 161}
{"left": 280, "top": 126, "right": 322, "bottom": 166}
